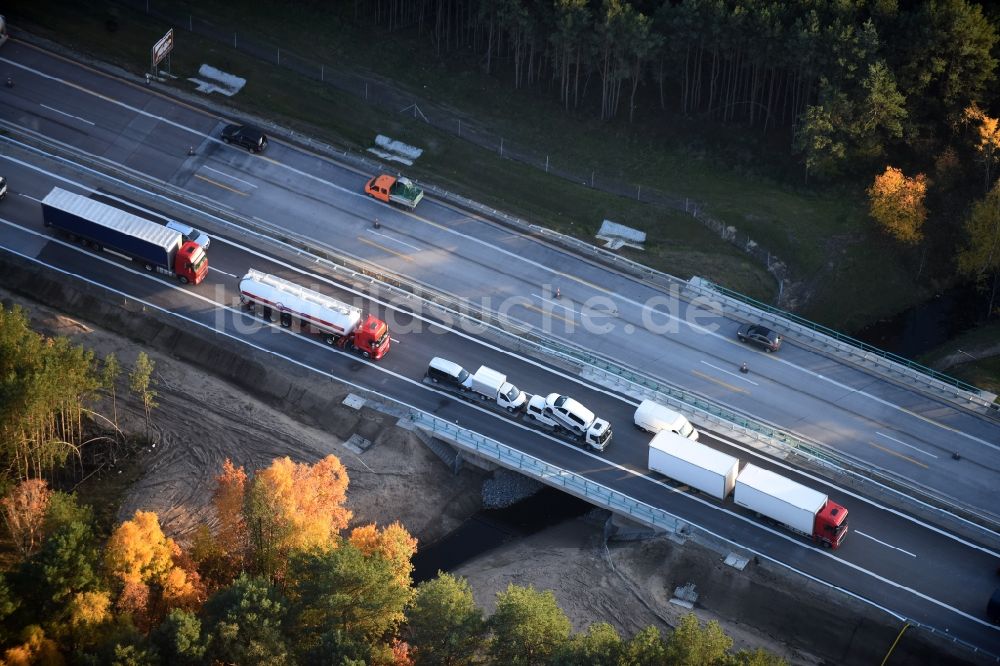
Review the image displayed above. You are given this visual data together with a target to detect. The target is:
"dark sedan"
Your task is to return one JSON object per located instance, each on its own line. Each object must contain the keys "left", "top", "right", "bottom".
{"left": 221, "top": 124, "right": 268, "bottom": 153}
{"left": 736, "top": 324, "right": 782, "bottom": 352}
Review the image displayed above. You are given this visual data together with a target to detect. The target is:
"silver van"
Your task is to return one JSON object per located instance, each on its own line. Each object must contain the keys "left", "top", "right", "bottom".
{"left": 426, "top": 357, "right": 472, "bottom": 390}
{"left": 634, "top": 399, "right": 698, "bottom": 440}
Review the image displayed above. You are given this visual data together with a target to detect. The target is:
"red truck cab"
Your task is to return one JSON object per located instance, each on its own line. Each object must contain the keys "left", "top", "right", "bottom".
{"left": 349, "top": 314, "right": 391, "bottom": 359}
{"left": 176, "top": 241, "right": 209, "bottom": 285}
{"left": 814, "top": 500, "right": 849, "bottom": 549}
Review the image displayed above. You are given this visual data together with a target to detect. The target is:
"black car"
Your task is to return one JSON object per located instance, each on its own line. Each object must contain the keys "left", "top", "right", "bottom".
{"left": 737, "top": 323, "right": 782, "bottom": 352}
{"left": 220, "top": 124, "right": 267, "bottom": 153}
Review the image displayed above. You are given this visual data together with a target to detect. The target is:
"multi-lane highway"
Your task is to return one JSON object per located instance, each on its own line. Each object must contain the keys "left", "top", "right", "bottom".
{"left": 2, "top": 39, "right": 998, "bottom": 527}
{"left": 1, "top": 37, "right": 1000, "bottom": 653}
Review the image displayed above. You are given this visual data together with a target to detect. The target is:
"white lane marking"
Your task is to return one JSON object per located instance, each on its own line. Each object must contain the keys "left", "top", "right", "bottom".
{"left": 40, "top": 103, "right": 95, "bottom": 125}
{"left": 5, "top": 223, "right": 1000, "bottom": 634}
{"left": 701, "top": 360, "right": 758, "bottom": 385}
{"left": 211, "top": 268, "right": 238, "bottom": 278}
{"left": 854, "top": 530, "right": 917, "bottom": 557}
{"left": 532, "top": 293, "right": 618, "bottom": 321}
{"left": 532, "top": 293, "right": 577, "bottom": 315}
{"left": 202, "top": 166, "right": 258, "bottom": 188}
{"left": 366, "top": 229, "right": 421, "bottom": 251}
{"left": 876, "top": 431, "right": 940, "bottom": 459}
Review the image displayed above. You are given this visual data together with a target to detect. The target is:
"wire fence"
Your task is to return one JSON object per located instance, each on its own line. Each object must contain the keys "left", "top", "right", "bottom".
{"left": 119, "top": 0, "right": 789, "bottom": 294}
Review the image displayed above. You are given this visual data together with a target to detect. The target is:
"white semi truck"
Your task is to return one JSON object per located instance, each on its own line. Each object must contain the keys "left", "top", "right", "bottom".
{"left": 645, "top": 440, "right": 849, "bottom": 549}
{"left": 470, "top": 366, "right": 526, "bottom": 411}
{"left": 734, "top": 464, "right": 848, "bottom": 548}
{"left": 647, "top": 431, "right": 738, "bottom": 500}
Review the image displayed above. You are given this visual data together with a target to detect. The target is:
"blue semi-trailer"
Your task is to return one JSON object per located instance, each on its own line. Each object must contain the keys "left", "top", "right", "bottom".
{"left": 41, "top": 187, "right": 208, "bottom": 284}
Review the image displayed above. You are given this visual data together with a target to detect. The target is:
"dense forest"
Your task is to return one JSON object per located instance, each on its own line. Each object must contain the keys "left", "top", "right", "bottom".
{"left": 351, "top": 0, "right": 1000, "bottom": 312}
{"left": 0, "top": 305, "right": 788, "bottom": 664}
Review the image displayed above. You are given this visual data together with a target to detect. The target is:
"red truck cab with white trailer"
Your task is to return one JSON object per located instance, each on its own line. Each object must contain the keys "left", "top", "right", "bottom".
{"left": 238, "top": 269, "right": 390, "bottom": 359}
{"left": 734, "top": 464, "right": 848, "bottom": 549}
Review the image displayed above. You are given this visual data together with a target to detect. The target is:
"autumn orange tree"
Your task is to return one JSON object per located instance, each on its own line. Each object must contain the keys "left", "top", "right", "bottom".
{"left": 867, "top": 166, "right": 928, "bottom": 245}
{"left": 0, "top": 478, "right": 52, "bottom": 559}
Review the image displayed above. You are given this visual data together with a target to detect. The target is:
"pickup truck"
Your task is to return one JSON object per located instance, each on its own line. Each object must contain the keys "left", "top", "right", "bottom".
{"left": 364, "top": 174, "right": 424, "bottom": 210}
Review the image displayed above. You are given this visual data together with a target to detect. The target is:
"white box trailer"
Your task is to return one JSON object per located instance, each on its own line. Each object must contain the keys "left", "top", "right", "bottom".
{"left": 734, "top": 464, "right": 828, "bottom": 537}
{"left": 647, "top": 431, "right": 739, "bottom": 500}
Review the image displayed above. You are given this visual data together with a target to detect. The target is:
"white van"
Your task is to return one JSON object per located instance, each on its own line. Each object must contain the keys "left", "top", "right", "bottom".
{"left": 633, "top": 399, "right": 698, "bottom": 440}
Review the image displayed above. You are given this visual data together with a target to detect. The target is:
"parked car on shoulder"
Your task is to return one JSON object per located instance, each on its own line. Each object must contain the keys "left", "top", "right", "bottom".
{"left": 737, "top": 323, "right": 782, "bottom": 352}
{"left": 221, "top": 124, "right": 267, "bottom": 153}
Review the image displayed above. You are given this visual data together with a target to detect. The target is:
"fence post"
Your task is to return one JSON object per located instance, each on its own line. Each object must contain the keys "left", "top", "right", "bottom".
{"left": 500, "top": 138, "right": 503, "bottom": 158}
{"left": 277, "top": 48, "right": 280, "bottom": 65}
{"left": 545, "top": 155, "right": 549, "bottom": 172}
{"left": 458, "top": 119, "right": 461, "bottom": 136}
{"left": 321, "top": 65, "right": 324, "bottom": 81}
{"left": 233, "top": 32, "right": 237, "bottom": 49}
{"left": 637, "top": 185, "right": 641, "bottom": 200}
{"left": 189, "top": 14, "right": 192, "bottom": 31}
{"left": 591, "top": 171, "right": 595, "bottom": 187}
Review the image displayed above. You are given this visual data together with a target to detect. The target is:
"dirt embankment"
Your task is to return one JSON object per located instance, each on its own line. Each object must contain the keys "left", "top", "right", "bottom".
{"left": 0, "top": 253, "right": 988, "bottom": 666}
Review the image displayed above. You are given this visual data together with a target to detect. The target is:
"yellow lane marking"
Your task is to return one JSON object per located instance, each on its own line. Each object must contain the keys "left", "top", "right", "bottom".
{"left": 691, "top": 369, "right": 750, "bottom": 395}
{"left": 522, "top": 303, "right": 577, "bottom": 326}
{"left": 867, "top": 441, "right": 929, "bottom": 469}
{"left": 357, "top": 236, "right": 413, "bottom": 262}
{"left": 194, "top": 173, "right": 248, "bottom": 196}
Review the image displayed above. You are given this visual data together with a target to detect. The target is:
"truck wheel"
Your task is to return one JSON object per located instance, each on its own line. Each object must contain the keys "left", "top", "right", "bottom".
{"left": 738, "top": 335, "right": 746, "bottom": 342}
{"left": 178, "top": 275, "right": 189, "bottom": 284}
{"left": 362, "top": 351, "right": 371, "bottom": 359}
{"left": 144, "top": 263, "right": 154, "bottom": 272}
{"left": 526, "top": 413, "right": 535, "bottom": 420}
{"left": 324, "top": 335, "right": 336, "bottom": 346}
{"left": 222, "top": 136, "right": 231, "bottom": 144}
{"left": 507, "top": 406, "right": 515, "bottom": 412}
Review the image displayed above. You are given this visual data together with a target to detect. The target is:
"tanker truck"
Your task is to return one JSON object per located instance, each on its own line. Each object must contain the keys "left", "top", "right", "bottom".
{"left": 41, "top": 187, "right": 208, "bottom": 285}
{"left": 238, "top": 269, "right": 390, "bottom": 360}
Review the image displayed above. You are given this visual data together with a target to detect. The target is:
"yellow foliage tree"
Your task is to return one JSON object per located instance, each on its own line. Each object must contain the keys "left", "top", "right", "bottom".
{"left": 349, "top": 521, "right": 418, "bottom": 586}
{"left": 867, "top": 166, "right": 928, "bottom": 244}
{"left": 963, "top": 103, "right": 1000, "bottom": 192}
{"left": 105, "top": 510, "right": 205, "bottom": 627}
{"left": 255, "top": 455, "right": 352, "bottom": 552}
{"left": 105, "top": 510, "right": 175, "bottom": 586}
{"left": 67, "top": 590, "right": 111, "bottom": 630}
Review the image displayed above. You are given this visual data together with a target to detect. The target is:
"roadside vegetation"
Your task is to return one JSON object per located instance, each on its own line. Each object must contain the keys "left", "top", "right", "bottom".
{"left": 0, "top": 306, "right": 789, "bottom": 664}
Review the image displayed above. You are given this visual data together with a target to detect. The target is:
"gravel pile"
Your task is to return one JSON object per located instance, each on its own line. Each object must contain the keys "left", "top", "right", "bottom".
{"left": 482, "top": 469, "right": 543, "bottom": 509}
